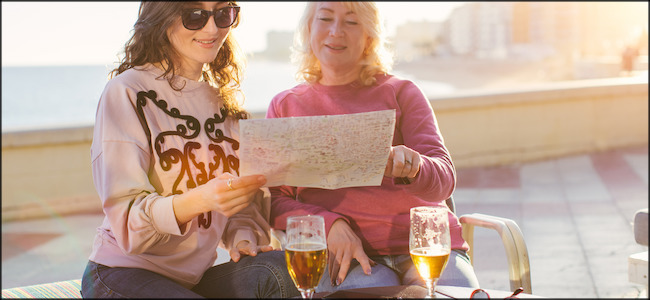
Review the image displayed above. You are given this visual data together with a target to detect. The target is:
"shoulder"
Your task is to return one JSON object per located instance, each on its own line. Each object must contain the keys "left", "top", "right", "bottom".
{"left": 106, "top": 65, "right": 157, "bottom": 88}
{"left": 270, "top": 82, "right": 311, "bottom": 106}
{"left": 376, "top": 73, "right": 419, "bottom": 91}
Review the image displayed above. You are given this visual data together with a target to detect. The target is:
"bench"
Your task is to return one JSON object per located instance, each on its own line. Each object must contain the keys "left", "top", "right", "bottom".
{"left": 1, "top": 279, "right": 81, "bottom": 298}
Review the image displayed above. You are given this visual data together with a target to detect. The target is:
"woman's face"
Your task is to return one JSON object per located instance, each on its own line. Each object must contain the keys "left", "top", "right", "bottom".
{"left": 309, "top": 2, "right": 369, "bottom": 76}
{"left": 166, "top": 1, "right": 233, "bottom": 75}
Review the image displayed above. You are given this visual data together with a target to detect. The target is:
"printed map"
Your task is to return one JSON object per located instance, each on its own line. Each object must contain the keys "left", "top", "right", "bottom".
{"left": 239, "top": 110, "right": 396, "bottom": 189}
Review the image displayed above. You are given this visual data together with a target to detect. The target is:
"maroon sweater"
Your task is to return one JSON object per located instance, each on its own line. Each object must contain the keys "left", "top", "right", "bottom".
{"left": 266, "top": 74, "right": 468, "bottom": 255}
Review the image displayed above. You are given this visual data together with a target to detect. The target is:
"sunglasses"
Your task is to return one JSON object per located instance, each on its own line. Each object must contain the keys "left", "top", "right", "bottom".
{"left": 181, "top": 6, "right": 240, "bottom": 30}
{"left": 470, "top": 287, "right": 524, "bottom": 299}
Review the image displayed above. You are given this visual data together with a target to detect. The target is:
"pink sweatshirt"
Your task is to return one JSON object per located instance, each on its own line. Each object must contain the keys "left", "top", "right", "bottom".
{"left": 266, "top": 74, "right": 469, "bottom": 256}
{"left": 89, "top": 64, "right": 271, "bottom": 289}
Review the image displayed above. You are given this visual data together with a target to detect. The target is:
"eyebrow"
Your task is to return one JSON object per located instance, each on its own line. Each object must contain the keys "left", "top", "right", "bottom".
{"left": 317, "top": 7, "right": 355, "bottom": 16}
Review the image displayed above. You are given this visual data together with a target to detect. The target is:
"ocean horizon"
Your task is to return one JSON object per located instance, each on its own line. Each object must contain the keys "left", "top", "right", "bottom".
{"left": 1, "top": 60, "right": 454, "bottom": 132}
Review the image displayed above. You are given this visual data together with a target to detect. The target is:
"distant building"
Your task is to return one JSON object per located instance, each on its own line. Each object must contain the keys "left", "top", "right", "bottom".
{"left": 392, "top": 21, "right": 443, "bottom": 62}
{"left": 441, "top": 2, "right": 648, "bottom": 61}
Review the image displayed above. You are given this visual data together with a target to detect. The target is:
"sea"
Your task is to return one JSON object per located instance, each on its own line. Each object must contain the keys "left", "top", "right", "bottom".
{"left": 1, "top": 60, "right": 455, "bottom": 132}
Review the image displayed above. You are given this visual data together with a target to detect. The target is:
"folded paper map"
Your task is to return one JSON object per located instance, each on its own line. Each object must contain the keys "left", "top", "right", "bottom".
{"left": 239, "top": 110, "right": 396, "bottom": 189}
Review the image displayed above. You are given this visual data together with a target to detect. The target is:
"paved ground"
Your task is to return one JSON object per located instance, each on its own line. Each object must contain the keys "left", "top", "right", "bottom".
{"left": 2, "top": 144, "right": 648, "bottom": 298}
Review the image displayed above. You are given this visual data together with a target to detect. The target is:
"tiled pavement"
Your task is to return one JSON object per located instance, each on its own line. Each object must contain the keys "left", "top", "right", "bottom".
{"left": 2, "top": 144, "right": 648, "bottom": 298}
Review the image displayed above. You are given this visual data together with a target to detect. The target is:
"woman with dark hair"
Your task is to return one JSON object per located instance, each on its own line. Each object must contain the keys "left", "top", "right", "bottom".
{"left": 81, "top": 1, "right": 299, "bottom": 298}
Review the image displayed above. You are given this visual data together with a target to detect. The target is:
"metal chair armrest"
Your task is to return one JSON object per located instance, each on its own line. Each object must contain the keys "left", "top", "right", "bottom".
{"left": 459, "top": 213, "right": 532, "bottom": 294}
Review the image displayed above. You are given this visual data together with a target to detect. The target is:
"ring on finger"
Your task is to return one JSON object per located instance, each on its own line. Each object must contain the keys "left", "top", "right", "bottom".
{"left": 227, "top": 178, "right": 234, "bottom": 190}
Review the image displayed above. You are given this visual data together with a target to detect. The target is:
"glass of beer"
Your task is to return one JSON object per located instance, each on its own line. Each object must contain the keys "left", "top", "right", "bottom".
{"left": 285, "top": 215, "right": 328, "bottom": 299}
{"left": 409, "top": 206, "right": 451, "bottom": 298}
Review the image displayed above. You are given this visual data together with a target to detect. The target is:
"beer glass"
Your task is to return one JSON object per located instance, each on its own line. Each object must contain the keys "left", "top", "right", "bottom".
{"left": 409, "top": 206, "right": 451, "bottom": 298}
{"left": 285, "top": 215, "right": 328, "bottom": 299}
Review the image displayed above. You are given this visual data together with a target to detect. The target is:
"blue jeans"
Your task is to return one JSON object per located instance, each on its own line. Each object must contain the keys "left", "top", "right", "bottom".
{"left": 81, "top": 251, "right": 299, "bottom": 298}
{"left": 314, "top": 249, "right": 480, "bottom": 293}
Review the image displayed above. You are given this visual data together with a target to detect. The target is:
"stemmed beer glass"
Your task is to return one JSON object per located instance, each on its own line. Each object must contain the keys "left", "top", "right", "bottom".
{"left": 285, "top": 215, "right": 328, "bottom": 299}
{"left": 410, "top": 206, "right": 451, "bottom": 298}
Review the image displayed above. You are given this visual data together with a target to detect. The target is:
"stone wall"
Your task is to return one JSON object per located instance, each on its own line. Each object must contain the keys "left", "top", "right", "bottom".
{"left": 2, "top": 76, "right": 647, "bottom": 221}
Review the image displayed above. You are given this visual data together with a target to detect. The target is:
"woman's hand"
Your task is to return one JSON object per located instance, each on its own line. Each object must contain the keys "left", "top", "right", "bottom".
{"left": 326, "top": 219, "right": 376, "bottom": 286}
{"left": 384, "top": 145, "right": 421, "bottom": 179}
{"left": 229, "top": 240, "right": 274, "bottom": 263}
{"left": 202, "top": 173, "right": 267, "bottom": 217}
{"left": 173, "top": 173, "right": 267, "bottom": 226}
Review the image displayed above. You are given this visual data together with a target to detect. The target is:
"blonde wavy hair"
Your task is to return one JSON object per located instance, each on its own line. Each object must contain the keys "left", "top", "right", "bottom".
{"left": 291, "top": 2, "right": 393, "bottom": 86}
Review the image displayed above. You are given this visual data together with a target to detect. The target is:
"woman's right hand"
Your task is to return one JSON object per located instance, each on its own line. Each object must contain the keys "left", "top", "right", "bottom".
{"left": 173, "top": 173, "right": 267, "bottom": 225}
{"left": 200, "top": 173, "right": 267, "bottom": 217}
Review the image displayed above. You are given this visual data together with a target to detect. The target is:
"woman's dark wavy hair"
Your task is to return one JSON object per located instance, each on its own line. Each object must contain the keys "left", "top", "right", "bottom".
{"left": 111, "top": 1, "right": 248, "bottom": 119}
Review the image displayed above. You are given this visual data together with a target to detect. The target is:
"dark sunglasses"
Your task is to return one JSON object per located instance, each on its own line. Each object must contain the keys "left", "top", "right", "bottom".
{"left": 181, "top": 6, "right": 240, "bottom": 30}
{"left": 470, "top": 287, "right": 524, "bottom": 299}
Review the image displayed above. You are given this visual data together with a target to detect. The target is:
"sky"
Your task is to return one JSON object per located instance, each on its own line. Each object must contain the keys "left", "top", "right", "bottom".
{"left": 1, "top": 1, "right": 464, "bottom": 67}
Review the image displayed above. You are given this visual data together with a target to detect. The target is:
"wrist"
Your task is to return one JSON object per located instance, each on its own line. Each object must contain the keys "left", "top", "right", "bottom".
{"left": 173, "top": 191, "right": 205, "bottom": 225}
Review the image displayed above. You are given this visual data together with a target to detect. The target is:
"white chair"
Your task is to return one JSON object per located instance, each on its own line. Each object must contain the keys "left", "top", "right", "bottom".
{"left": 629, "top": 208, "right": 648, "bottom": 296}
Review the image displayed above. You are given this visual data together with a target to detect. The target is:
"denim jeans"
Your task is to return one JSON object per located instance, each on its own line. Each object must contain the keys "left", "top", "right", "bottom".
{"left": 81, "top": 251, "right": 299, "bottom": 298}
{"left": 314, "top": 249, "right": 480, "bottom": 293}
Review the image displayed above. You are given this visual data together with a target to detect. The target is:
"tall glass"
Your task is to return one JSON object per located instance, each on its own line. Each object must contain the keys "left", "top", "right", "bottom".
{"left": 285, "top": 215, "right": 328, "bottom": 299}
{"left": 409, "top": 206, "right": 451, "bottom": 298}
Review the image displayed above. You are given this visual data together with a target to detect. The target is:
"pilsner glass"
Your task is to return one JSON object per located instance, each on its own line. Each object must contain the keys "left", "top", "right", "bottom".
{"left": 285, "top": 215, "right": 328, "bottom": 299}
{"left": 409, "top": 206, "right": 451, "bottom": 298}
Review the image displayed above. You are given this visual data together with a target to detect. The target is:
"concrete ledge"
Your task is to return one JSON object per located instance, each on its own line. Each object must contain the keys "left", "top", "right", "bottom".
{"left": 427, "top": 76, "right": 648, "bottom": 168}
{"left": 2, "top": 76, "right": 647, "bottom": 221}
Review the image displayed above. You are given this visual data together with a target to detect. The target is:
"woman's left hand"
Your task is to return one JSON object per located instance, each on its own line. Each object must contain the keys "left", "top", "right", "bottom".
{"left": 229, "top": 240, "right": 274, "bottom": 263}
{"left": 384, "top": 145, "right": 421, "bottom": 179}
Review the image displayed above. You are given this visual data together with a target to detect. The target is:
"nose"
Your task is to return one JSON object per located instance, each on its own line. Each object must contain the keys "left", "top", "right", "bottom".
{"left": 202, "top": 15, "right": 219, "bottom": 33}
{"left": 329, "top": 20, "right": 344, "bottom": 37}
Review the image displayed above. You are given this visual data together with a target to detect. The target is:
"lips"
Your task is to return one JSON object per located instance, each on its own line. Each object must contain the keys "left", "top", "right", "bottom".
{"left": 195, "top": 39, "right": 216, "bottom": 45}
{"left": 325, "top": 44, "right": 346, "bottom": 50}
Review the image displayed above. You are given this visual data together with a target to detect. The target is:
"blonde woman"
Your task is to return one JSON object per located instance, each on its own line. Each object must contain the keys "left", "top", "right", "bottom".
{"left": 82, "top": 1, "right": 298, "bottom": 298}
{"left": 267, "top": 2, "right": 480, "bottom": 293}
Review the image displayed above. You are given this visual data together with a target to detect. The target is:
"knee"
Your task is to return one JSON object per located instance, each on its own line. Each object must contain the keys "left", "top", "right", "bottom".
{"left": 249, "top": 251, "right": 289, "bottom": 276}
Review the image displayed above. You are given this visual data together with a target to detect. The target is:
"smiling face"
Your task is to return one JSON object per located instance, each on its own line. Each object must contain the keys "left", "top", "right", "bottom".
{"left": 166, "top": 1, "right": 233, "bottom": 79}
{"left": 309, "top": 2, "right": 369, "bottom": 84}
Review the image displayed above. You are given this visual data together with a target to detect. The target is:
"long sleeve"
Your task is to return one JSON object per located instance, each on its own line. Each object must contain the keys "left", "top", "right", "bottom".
{"left": 91, "top": 78, "right": 183, "bottom": 255}
{"left": 391, "top": 80, "right": 456, "bottom": 202}
{"left": 222, "top": 188, "right": 273, "bottom": 250}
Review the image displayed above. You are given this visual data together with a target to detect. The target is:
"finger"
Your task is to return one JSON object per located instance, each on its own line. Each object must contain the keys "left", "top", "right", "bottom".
{"left": 221, "top": 175, "right": 267, "bottom": 192}
{"left": 217, "top": 195, "right": 252, "bottom": 217}
{"left": 336, "top": 252, "right": 353, "bottom": 286}
{"left": 259, "top": 245, "right": 274, "bottom": 253}
{"left": 222, "top": 197, "right": 254, "bottom": 216}
{"left": 407, "top": 155, "right": 421, "bottom": 178}
{"left": 356, "top": 254, "right": 373, "bottom": 276}
{"left": 392, "top": 150, "right": 407, "bottom": 178}
{"left": 329, "top": 250, "right": 342, "bottom": 286}
{"left": 247, "top": 243, "right": 258, "bottom": 256}
{"left": 230, "top": 248, "right": 241, "bottom": 263}
{"left": 400, "top": 158, "right": 412, "bottom": 178}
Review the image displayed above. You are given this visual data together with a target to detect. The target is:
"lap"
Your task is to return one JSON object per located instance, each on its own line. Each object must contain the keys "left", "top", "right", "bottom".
{"left": 82, "top": 251, "right": 299, "bottom": 298}
{"left": 315, "top": 261, "right": 400, "bottom": 293}
{"left": 196, "top": 250, "right": 298, "bottom": 298}
{"left": 314, "top": 249, "right": 479, "bottom": 293}
{"left": 81, "top": 261, "right": 201, "bottom": 298}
